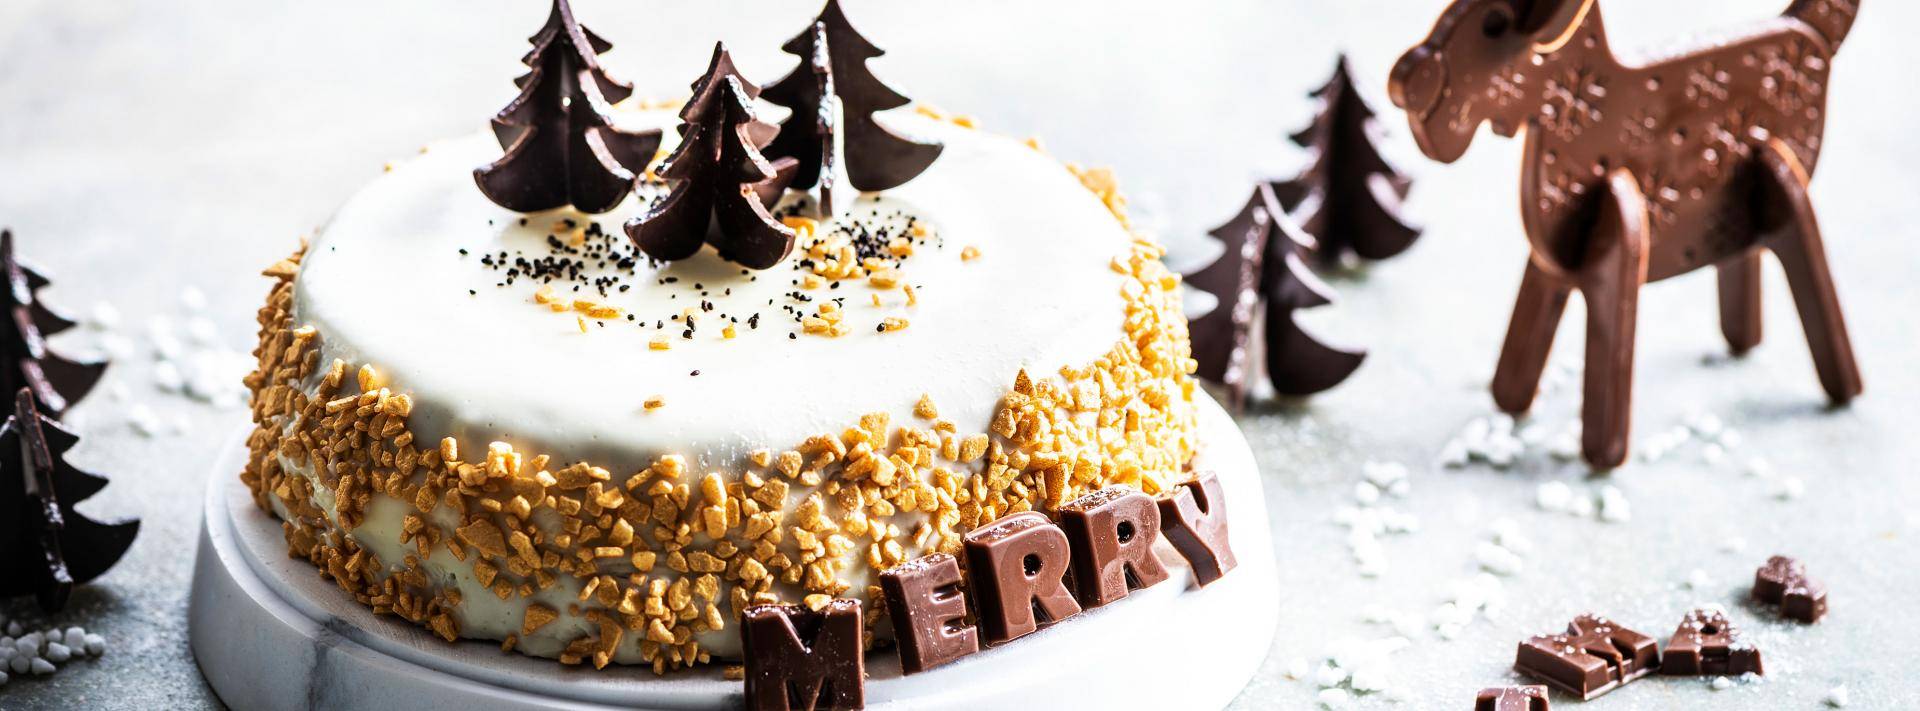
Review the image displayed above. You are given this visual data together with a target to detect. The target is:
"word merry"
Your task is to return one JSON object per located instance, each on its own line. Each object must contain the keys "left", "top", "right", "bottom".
{"left": 739, "top": 472, "right": 1238, "bottom": 710}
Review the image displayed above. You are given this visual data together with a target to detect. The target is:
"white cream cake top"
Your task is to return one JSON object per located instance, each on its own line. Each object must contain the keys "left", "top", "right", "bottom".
{"left": 294, "top": 107, "right": 1135, "bottom": 473}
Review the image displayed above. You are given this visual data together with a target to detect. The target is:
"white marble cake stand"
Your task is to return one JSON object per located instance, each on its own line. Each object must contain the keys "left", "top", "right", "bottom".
{"left": 188, "top": 395, "right": 1278, "bottom": 710}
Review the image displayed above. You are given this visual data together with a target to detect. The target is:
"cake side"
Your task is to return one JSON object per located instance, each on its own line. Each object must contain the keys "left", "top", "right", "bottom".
{"left": 238, "top": 113, "right": 1199, "bottom": 672}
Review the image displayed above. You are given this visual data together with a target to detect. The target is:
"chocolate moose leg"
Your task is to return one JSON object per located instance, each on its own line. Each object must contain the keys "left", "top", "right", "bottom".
{"left": 1573, "top": 169, "right": 1651, "bottom": 470}
{"left": 1491, "top": 260, "right": 1574, "bottom": 416}
{"left": 1753, "top": 136, "right": 1864, "bottom": 403}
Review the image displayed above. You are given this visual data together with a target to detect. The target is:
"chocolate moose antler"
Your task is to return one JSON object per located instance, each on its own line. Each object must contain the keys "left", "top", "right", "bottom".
{"left": 1388, "top": 0, "right": 1863, "bottom": 468}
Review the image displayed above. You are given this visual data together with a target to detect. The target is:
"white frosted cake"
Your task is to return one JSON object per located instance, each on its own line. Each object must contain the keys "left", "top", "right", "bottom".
{"left": 240, "top": 102, "right": 1201, "bottom": 671}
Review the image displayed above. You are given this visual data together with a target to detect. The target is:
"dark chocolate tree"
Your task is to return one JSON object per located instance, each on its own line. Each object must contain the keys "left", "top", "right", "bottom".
{"left": 1, "top": 230, "right": 105, "bottom": 419}
{"left": 1, "top": 389, "right": 139, "bottom": 611}
{"left": 624, "top": 44, "right": 800, "bottom": 270}
{"left": 473, "top": 0, "right": 661, "bottom": 214}
{"left": 765, "top": 0, "right": 940, "bottom": 193}
{"left": 1187, "top": 184, "right": 1365, "bottom": 409}
{"left": 1271, "top": 55, "right": 1421, "bottom": 266}
{"left": 761, "top": 21, "right": 841, "bottom": 215}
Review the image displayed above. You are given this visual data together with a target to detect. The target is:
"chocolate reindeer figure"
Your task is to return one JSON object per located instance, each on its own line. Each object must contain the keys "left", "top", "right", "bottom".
{"left": 1389, "top": 0, "right": 1863, "bottom": 467}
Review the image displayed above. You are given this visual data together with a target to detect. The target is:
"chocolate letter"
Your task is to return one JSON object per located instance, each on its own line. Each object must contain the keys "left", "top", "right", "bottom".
{"left": 1754, "top": 555, "right": 1827, "bottom": 623}
{"left": 1156, "top": 472, "right": 1237, "bottom": 586}
{"left": 1661, "top": 607, "right": 1762, "bottom": 676}
{"left": 962, "top": 511, "right": 1080, "bottom": 645}
{"left": 1058, "top": 487, "right": 1170, "bottom": 607}
{"left": 1475, "top": 685, "right": 1549, "bottom": 711}
{"left": 878, "top": 553, "right": 978, "bottom": 674}
{"left": 1514, "top": 614, "right": 1657, "bottom": 700}
{"left": 740, "top": 600, "right": 864, "bottom": 711}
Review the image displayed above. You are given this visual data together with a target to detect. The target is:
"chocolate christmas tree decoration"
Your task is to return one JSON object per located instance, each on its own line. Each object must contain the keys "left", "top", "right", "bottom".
{"left": 1273, "top": 55, "right": 1422, "bottom": 266}
{"left": 1187, "top": 184, "right": 1364, "bottom": 409}
{"left": 767, "top": 0, "right": 940, "bottom": 192}
{"left": 878, "top": 553, "right": 979, "bottom": 674}
{"left": 962, "top": 511, "right": 1080, "bottom": 646}
{"left": 1390, "top": 0, "right": 1863, "bottom": 468}
{"left": 474, "top": 0, "right": 662, "bottom": 214}
{"left": 1058, "top": 487, "right": 1169, "bottom": 608}
{"left": 740, "top": 600, "right": 864, "bottom": 711}
{"left": 1156, "top": 472, "right": 1237, "bottom": 587}
{"left": 1661, "top": 607, "right": 1763, "bottom": 676}
{"left": 1514, "top": 614, "right": 1657, "bottom": 700}
{"left": 763, "top": 21, "right": 842, "bottom": 215}
{"left": 1, "top": 230, "right": 106, "bottom": 419}
{"left": 1, "top": 389, "right": 139, "bottom": 611}
{"left": 625, "top": 44, "right": 800, "bottom": 270}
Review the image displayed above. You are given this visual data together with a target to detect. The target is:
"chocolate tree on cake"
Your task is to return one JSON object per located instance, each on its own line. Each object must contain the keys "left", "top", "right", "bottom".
{"left": 1272, "top": 55, "right": 1422, "bottom": 266}
{"left": 762, "top": 20, "right": 841, "bottom": 215}
{"left": 764, "top": 0, "right": 940, "bottom": 193}
{"left": 473, "top": 0, "right": 662, "bottom": 213}
{"left": 0, "top": 230, "right": 106, "bottom": 419}
{"left": 0, "top": 389, "right": 139, "bottom": 611}
{"left": 625, "top": 43, "right": 800, "bottom": 269}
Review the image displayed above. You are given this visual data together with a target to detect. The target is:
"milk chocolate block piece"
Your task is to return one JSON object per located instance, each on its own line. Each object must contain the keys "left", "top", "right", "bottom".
{"left": 1475, "top": 685, "right": 1549, "bottom": 711}
{"left": 1661, "top": 607, "right": 1762, "bottom": 676}
{"left": 963, "top": 511, "right": 1081, "bottom": 645}
{"left": 1058, "top": 486, "right": 1170, "bottom": 607}
{"left": 1157, "top": 472, "right": 1237, "bottom": 586}
{"left": 878, "top": 553, "right": 978, "bottom": 674}
{"left": 741, "top": 600, "right": 864, "bottom": 711}
{"left": 1754, "top": 555, "right": 1828, "bottom": 623}
{"left": 1514, "top": 614, "right": 1658, "bottom": 700}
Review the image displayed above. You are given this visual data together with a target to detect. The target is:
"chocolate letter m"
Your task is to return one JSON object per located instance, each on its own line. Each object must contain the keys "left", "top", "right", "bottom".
{"left": 741, "top": 600, "right": 865, "bottom": 711}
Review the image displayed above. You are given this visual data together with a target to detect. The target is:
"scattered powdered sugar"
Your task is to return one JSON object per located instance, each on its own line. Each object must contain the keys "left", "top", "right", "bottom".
{"left": 1332, "top": 460, "right": 1419, "bottom": 578}
{"left": 1535, "top": 481, "right": 1573, "bottom": 512}
{"left": 0, "top": 616, "right": 108, "bottom": 686}
{"left": 1824, "top": 685, "right": 1850, "bottom": 707}
{"left": 1282, "top": 657, "right": 1309, "bottom": 681}
{"left": 1598, "top": 485, "right": 1632, "bottom": 523}
{"left": 70, "top": 289, "right": 254, "bottom": 439}
{"left": 1710, "top": 675, "right": 1734, "bottom": 691}
{"left": 1315, "top": 687, "right": 1352, "bottom": 709}
{"left": 1682, "top": 568, "right": 1713, "bottom": 590}
{"left": 1475, "top": 519, "right": 1530, "bottom": 577}
{"left": 1439, "top": 414, "right": 1528, "bottom": 469}
{"left": 86, "top": 303, "right": 122, "bottom": 331}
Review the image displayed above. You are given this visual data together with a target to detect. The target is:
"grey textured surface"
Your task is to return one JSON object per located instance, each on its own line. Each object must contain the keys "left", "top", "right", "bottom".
{"left": 0, "top": 0, "right": 1915, "bottom": 709}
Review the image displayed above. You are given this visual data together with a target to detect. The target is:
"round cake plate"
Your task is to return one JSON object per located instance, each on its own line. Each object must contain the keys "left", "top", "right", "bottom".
{"left": 189, "top": 395, "right": 1278, "bottom": 710}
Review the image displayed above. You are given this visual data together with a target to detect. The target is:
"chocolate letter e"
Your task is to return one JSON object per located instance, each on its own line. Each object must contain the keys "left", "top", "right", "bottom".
{"left": 1158, "top": 472, "right": 1238, "bottom": 586}
{"left": 963, "top": 511, "right": 1082, "bottom": 645}
{"left": 879, "top": 553, "right": 980, "bottom": 674}
{"left": 741, "top": 600, "right": 864, "bottom": 711}
{"left": 1059, "top": 487, "right": 1171, "bottom": 607}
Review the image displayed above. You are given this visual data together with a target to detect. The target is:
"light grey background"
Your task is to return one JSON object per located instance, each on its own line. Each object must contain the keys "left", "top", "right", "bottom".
{"left": 0, "top": 0, "right": 1915, "bottom": 708}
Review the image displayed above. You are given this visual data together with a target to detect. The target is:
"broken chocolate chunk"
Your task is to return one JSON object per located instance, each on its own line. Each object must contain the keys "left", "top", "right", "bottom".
{"left": 878, "top": 553, "right": 978, "bottom": 674}
{"left": 1475, "top": 685, "right": 1549, "bottom": 711}
{"left": 1156, "top": 472, "right": 1237, "bottom": 586}
{"left": 1662, "top": 607, "right": 1762, "bottom": 677}
{"left": 962, "top": 511, "right": 1080, "bottom": 646}
{"left": 1058, "top": 486, "right": 1169, "bottom": 607}
{"left": 740, "top": 600, "right": 864, "bottom": 711}
{"left": 1754, "top": 555, "right": 1827, "bottom": 623}
{"left": 1514, "top": 614, "right": 1658, "bottom": 700}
